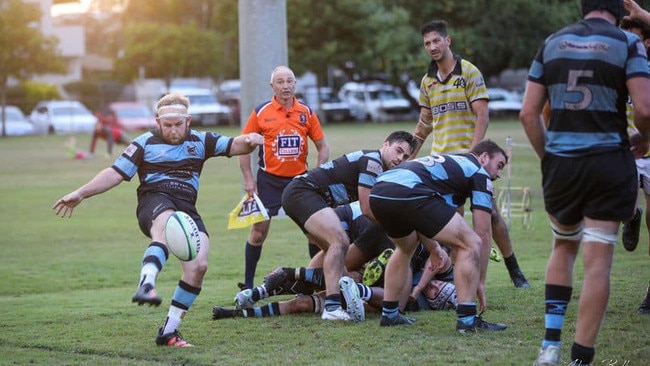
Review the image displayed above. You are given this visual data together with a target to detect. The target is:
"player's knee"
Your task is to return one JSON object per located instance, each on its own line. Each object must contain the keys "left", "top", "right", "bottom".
{"left": 249, "top": 230, "right": 268, "bottom": 244}
{"left": 550, "top": 221, "right": 583, "bottom": 242}
{"left": 582, "top": 227, "right": 617, "bottom": 245}
{"left": 330, "top": 229, "right": 350, "bottom": 248}
{"left": 454, "top": 229, "right": 481, "bottom": 252}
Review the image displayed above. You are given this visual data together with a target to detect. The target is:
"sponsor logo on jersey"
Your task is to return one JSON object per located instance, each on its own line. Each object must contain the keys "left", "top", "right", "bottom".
{"left": 186, "top": 145, "right": 197, "bottom": 156}
{"left": 273, "top": 130, "right": 303, "bottom": 161}
{"left": 431, "top": 101, "right": 469, "bottom": 115}
{"left": 558, "top": 40, "right": 609, "bottom": 53}
{"left": 366, "top": 159, "right": 383, "bottom": 175}
{"left": 124, "top": 143, "right": 138, "bottom": 157}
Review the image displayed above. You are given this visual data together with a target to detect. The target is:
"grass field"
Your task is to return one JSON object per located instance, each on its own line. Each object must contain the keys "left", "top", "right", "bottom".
{"left": 0, "top": 120, "right": 648, "bottom": 365}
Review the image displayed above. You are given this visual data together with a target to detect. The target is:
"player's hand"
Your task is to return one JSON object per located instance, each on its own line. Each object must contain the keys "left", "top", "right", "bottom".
{"left": 408, "top": 285, "right": 423, "bottom": 304}
{"left": 245, "top": 133, "right": 264, "bottom": 146}
{"left": 630, "top": 132, "right": 649, "bottom": 159}
{"left": 427, "top": 245, "right": 450, "bottom": 274}
{"left": 624, "top": 0, "right": 644, "bottom": 22}
{"left": 52, "top": 191, "right": 84, "bottom": 218}
{"left": 243, "top": 180, "right": 257, "bottom": 197}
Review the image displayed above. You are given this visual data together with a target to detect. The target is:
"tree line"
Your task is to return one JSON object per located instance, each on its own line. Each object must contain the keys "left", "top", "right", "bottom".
{"left": 97, "top": 0, "right": 586, "bottom": 85}
{"left": 6, "top": 0, "right": 647, "bottom": 114}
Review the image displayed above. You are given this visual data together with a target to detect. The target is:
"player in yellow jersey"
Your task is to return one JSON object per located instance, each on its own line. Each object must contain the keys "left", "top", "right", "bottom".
{"left": 620, "top": 0, "right": 650, "bottom": 315}
{"left": 411, "top": 20, "right": 530, "bottom": 288}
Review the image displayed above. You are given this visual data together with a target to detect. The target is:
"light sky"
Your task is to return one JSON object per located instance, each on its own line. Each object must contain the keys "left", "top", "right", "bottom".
{"left": 51, "top": 0, "right": 92, "bottom": 17}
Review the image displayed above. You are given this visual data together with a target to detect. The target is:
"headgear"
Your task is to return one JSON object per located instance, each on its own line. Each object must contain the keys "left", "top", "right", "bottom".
{"left": 426, "top": 281, "right": 458, "bottom": 311}
{"left": 582, "top": 0, "right": 625, "bottom": 23}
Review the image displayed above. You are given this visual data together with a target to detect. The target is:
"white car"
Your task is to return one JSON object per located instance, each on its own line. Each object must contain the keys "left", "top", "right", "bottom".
{"left": 164, "top": 88, "right": 232, "bottom": 126}
{"left": 29, "top": 100, "right": 98, "bottom": 135}
{"left": 339, "top": 82, "right": 414, "bottom": 122}
{"left": 487, "top": 88, "right": 522, "bottom": 117}
{"left": 0, "top": 105, "right": 35, "bottom": 136}
{"left": 300, "top": 87, "right": 353, "bottom": 123}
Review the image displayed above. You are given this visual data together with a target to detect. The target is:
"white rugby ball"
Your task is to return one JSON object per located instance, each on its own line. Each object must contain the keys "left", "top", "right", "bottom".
{"left": 165, "top": 211, "right": 201, "bottom": 261}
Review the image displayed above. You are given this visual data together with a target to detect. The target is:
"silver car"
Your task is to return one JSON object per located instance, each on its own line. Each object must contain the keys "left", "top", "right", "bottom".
{"left": 29, "top": 100, "right": 98, "bottom": 135}
{"left": 0, "top": 105, "right": 35, "bottom": 136}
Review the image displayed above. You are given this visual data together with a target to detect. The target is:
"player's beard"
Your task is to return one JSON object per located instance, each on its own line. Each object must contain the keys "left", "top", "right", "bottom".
{"left": 162, "top": 125, "right": 189, "bottom": 145}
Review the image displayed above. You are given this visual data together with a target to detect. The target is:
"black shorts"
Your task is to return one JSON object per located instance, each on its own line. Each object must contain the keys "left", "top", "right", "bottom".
{"left": 281, "top": 178, "right": 329, "bottom": 233}
{"left": 257, "top": 170, "right": 296, "bottom": 216}
{"left": 349, "top": 214, "right": 395, "bottom": 259}
{"left": 136, "top": 192, "right": 207, "bottom": 238}
{"left": 369, "top": 193, "right": 456, "bottom": 239}
{"left": 542, "top": 150, "right": 638, "bottom": 225}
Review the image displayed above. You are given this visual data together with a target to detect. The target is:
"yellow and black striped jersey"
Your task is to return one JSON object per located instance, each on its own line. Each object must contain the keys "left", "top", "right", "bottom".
{"left": 419, "top": 55, "right": 488, "bottom": 154}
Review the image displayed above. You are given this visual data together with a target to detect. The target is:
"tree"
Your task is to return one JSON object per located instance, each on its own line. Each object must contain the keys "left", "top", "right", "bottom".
{"left": 0, "top": 0, "right": 66, "bottom": 137}
{"left": 394, "top": 0, "right": 578, "bottom": 79}
{"left": 287, "top": 0, "right": 419, "bottom": 85}
{"left": 111, "top": 0, "right": 583, "bottom": 89}
{"left": 113, "top": 22, "right": 223, "bottom": 89}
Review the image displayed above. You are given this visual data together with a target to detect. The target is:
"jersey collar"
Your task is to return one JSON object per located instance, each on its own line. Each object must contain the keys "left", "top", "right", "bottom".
{"left": 427, "top": 54, "right": 463, "bottom": 83}
{"left": 271, "top": 95, "right": 298, "bottom": 112}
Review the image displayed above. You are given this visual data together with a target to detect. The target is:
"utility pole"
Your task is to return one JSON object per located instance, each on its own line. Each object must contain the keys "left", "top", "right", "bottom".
{"left": 238, "top": 0, "right": 288, "bottom": 128}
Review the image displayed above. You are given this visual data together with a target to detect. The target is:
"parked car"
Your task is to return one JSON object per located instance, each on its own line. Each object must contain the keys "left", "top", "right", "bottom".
{"left": 299, "top": 87, "right": 353, "bottom": 123}
{"left": 100, "top": 102, "right": 157, "bottom": 132}
{"left": 487, "top": 88, "right": 522, "bottom": 118}
{"left": 0, "top": 105, "right": 35, "bottom": 136}
{"left": 29, "top": 100, "right": 98, "bottom": 135}
{"left": 162, "top": 87, "right": 232, "bottom": 126}
{"left": 338, "top": 82, "right": 414, "bottom": 122}
{"left": 216, "top": 79, "right": 241, "bottom": 101}
{"left": 220, "top": 95, "right": 241, "bottom": 125}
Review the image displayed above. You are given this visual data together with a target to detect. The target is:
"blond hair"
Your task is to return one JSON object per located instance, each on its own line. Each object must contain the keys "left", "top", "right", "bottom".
{"left": 156, "top": 93, "right": 189, "bottom": 113}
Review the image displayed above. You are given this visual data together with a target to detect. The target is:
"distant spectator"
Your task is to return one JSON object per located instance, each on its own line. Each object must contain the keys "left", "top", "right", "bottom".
{"left": 90, "top": 107, "right": 129, "bottom": 157}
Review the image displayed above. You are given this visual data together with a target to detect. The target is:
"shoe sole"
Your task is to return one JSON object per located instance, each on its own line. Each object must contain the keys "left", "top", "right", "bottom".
{"left": 339, "top": 277, "right": 364, "bottom": 322}
{"left": 132, "top": 298, "right": 161, "bottom": 306}
{"left": 233, "top": 289, "right": 254, "bottom": 310}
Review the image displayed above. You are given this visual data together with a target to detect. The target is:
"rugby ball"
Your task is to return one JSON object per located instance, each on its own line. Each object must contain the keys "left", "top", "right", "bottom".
{"left": 165, "top": 211, "right": 201, "bottom": 261}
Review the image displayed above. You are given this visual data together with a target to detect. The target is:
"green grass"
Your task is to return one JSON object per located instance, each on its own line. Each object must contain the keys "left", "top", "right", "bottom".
{"left": 0, "top": 120, "right": 648, "bottom": 365}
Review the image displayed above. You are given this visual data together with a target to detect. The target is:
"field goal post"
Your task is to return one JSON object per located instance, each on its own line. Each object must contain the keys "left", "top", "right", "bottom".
{"left": 498, "top": 135, "right": 533, "bottom": 230}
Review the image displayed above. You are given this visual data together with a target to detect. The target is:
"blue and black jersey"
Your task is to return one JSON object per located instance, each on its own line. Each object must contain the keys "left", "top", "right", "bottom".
{"left": 370, "top": 154, "right": 493, "bottom": 213}
{"left": 112, "top": 129, "right": 233, "bottom": 203}
{"left": 528, "top": 18, "right": 650, "bottom": 157}
{"left": 299, "top": 149, "right": 384, "bottom": 207}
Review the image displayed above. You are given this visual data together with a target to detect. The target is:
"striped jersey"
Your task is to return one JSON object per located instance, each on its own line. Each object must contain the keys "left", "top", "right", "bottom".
{"left": 371, "top": 154, "right": 493, "bottom": 213}
{"left": 298, "top": 149, "right": 384, "bottom": 207}
{"left": 419, "top": 55, "right": 488, "bottom": 154}
{"left": 112, "top": 129, "right": 233, "bottom": 203}
{"left": 242, "top": 96, "right": 325, "bottom": 178}
{"left": 527, "top": 18, "right": 650, "bottom": 157}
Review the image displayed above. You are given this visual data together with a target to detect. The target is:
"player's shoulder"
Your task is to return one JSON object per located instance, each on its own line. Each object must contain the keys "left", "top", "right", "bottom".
{"left": 459, "top": 58, "right": 483, "bottom": 75}
{"left": 132, "top": 130, "right": 157, "bottom": 146}
{"left": 361, "top": 149, "right": 381, "bottom": 160}
{"left": 253, "top": 100, "right": 274, "bottom": 115}
{"left": 294, "top": 99, "right": 315, "bottom": 116}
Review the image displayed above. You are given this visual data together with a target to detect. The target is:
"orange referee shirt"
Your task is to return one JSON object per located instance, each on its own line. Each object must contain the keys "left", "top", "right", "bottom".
{"left": 242, "top": 96, "right": 325, "bottom": 177}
